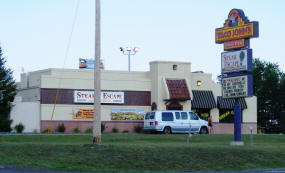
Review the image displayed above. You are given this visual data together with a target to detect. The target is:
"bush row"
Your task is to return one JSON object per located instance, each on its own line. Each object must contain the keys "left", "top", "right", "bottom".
{"left": 42, "top": 123, "right": 144, "bottom": 134}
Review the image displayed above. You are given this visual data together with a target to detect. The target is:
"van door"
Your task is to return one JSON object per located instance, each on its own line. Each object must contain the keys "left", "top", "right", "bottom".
{"left": 189, "top": 112, "right": 200, "bottom": 133}
{"left": 173, "top": 112, "right": 183, "bottom": 133}
{"left": 144, "top": 112, "right": 156, "bottom": 129}
{"left": 161, "top": 112, "right": 175, "bottom": 133}
{"left": 181, "top": 112, "right": 189, "bottom": 133}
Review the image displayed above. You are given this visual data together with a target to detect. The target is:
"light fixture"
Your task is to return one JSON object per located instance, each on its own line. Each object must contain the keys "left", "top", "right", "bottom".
{"left": 197, "top": 80, "right": 202, "bottom": 86}
{"left": 119, "top": 46, "right": 139, "bottom": 72}
{"left": 134, "top": 47, "right": 139, "bottom": 52}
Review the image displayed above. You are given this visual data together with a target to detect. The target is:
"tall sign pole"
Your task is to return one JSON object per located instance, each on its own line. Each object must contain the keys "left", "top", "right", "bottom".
{"left": 215, "top": 9, "right": 259, "bottom": 145}
{"left": 93, "top": 0, "right": 101, "bottom": 145}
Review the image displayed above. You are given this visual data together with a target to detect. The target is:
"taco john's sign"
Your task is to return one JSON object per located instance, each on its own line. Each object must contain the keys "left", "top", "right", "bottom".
{"left": 215, "top": 9, "right": 259, "bottom": 45}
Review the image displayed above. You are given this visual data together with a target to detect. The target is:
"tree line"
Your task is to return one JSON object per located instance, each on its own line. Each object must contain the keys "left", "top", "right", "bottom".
{"left": 253, "top": 58, "right": 285, "bottom": 133}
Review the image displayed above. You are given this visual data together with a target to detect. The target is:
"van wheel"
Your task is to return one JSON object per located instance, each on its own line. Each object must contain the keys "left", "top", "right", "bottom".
{"left": 199, "top": 127, "right": 208, "bottom": 134}
{"left": 163, "top": 127, "right": 172, "bottom": 134}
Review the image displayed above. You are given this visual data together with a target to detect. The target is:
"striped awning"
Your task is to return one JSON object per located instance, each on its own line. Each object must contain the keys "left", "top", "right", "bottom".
{"left": 217, "top": 96, "right": 247, "bottom": 109}
{"left": 191, "top": 90, "right": 216, "bottom": 109}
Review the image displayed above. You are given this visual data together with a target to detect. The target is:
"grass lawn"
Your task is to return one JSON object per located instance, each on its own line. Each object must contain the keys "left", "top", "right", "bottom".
{"left": 0, "top": 134, "right": 285, "bottom": 172}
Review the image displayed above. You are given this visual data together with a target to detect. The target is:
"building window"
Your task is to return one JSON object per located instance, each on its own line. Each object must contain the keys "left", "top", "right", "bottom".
{"left": 173, "top": 64, "right": 177, "bottom": 70}
{"left": 193, "top": 109, "right": 210, "bottom": 121}
{"left": 219, "top": 109, "right": 243, "bottom": 123}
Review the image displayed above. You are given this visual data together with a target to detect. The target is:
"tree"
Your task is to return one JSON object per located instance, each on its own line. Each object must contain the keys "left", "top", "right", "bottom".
{"left": 252, "top": 58, "right": 284, "bottom": 133}
{"left": 0, "top": 46, "right": 17, "bottom": 132}
{"left": 279, "top": 74, "right": 285, "bottom": 133}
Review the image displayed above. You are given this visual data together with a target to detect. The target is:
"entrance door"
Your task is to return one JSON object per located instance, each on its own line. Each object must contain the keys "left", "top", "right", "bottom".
{"left": 166, "top": 102, "right": 183, "bottom": 110}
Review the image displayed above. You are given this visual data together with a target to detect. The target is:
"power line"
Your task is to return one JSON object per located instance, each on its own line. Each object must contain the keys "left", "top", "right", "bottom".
{"left": 48, "top": 0, "right": 81, "bottom": 134}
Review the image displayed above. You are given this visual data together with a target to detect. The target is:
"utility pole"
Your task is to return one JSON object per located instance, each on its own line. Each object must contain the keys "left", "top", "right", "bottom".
{"left": 93, "top": 0, "right": 101, "bottom": 145}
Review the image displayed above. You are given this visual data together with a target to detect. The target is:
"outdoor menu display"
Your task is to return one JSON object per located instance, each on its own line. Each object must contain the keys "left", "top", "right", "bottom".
{"left": 222, "top": 75, "right": 249, "bottom": 98}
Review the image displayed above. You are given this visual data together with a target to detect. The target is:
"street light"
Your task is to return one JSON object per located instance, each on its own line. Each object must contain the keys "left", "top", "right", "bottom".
{"left": 119, "top": 47, "right": 139, "bottom": 72}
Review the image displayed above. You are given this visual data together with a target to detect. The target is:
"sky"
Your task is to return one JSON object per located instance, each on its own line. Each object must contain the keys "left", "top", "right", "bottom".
{"left": 0, "top": 0, "right": 285, "bottom": 82}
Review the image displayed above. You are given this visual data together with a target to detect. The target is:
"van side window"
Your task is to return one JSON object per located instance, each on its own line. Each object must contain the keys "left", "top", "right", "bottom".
{"left": 145, "top": 112, "right": 150, "bottom": 120}
{"left": 189, "top": 112, "right": 199, "bottom": 120}
{"left": 175, "top": 112, "right": 181, "bottom": 120}
{"left": 162, "top": 112, "right": 174, "bottom": 121}
{"left": 181, "top": 112, "right": 188, "bottom": 120}
{"left": 150, "top": 112, "right": 155, "bottom": 119}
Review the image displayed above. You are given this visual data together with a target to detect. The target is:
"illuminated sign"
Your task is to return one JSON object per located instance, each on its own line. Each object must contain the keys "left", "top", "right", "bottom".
{"left": 215, "top": 9, "right": 258, "bottom": 43}
{"left": 221, "top": 49, "right": 252, "bottom": 73}
{"left": 222, "top": 75, "right": 253, "bottom": 98}
{"left": 224, "top": 39, "right": 248, "bottom": 50}
{"left": 74, "top": 90, "right": 124, "bottom": 104}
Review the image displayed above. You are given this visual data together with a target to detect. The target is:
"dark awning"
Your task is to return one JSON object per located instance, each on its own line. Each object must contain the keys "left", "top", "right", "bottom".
{"left": 191, "top": 90, "right": 216, "bottom": 109}
{"left": 217, "top": 96, "right": 247, "bottom": 109}
{"left": 166, "top": 79, "right": 190, "bottom": 100}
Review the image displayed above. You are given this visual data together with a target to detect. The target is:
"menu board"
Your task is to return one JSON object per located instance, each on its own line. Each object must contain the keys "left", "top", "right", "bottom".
{"left": 222, "top": 75, "right": 249, "bottom": 98}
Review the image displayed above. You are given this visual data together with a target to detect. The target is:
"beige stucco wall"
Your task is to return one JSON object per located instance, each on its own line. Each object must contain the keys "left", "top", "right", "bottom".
{"left": 11, "top": 100, "right": 40, "bottom": 132}
{"left": 16, "top": 87, "right": 40, "bottom": 102}
{"left": 243, "top": 96, "right": 257, "bottom": 123}
{"left": 19, "top": 73, "right": 28, "bottom": 89}
{"left": 28, "top": 69, "right": 52, "bottom": 88}
{"left": 41, "top": 104, "right": 150, "bottom": 121}
{"left": 40, "top": 69, "right": 151, "bottom": 91}
{"left": 190, "top": 72, "right": 221, "bottom": 102}
{"left": 149, "top": 61, "right": 192, "bottom": 110}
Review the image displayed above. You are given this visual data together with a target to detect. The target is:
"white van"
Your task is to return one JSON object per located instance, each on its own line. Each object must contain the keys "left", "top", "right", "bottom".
{"left": 144, "top": 110, "right": 209, "bottom": 134}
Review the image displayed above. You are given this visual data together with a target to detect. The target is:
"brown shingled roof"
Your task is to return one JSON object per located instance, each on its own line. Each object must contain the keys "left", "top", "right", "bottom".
{"left": 166, "top": 79, "right": 190, "bottom": 100}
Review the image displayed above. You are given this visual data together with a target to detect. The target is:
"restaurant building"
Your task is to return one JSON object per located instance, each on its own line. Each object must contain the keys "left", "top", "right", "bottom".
{"left": 11, "top": 61, "right": 257, "bottom": 134}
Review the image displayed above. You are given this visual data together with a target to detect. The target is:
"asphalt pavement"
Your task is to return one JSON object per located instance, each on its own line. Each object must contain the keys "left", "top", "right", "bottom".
{"left": 1, "top": 165, "right": 285, "bottom": 173}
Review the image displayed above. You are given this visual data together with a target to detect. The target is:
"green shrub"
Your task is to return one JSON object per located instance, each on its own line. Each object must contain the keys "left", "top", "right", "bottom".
{"left": 42, "top": 128, "right": 50, "bottom": 133}
{"left": 122, "top": 130, "right": 129, "bottom": 133}
{"left": 14, "top": 123, "right": 25, "bottom": 133}
{"left": 73, "top": 128, "right": 81, "bottom": 133}
{"left": 56, "top": 123, "right": 66, "bottom": 133}
{"left": 85, "top": 128, "right": 92, "bottom": 133}
{"left": 134, "top": 125, "right": 143, "bottom": 133}
{"left": 112, "top": 127, "right": 119, "bottom": 133}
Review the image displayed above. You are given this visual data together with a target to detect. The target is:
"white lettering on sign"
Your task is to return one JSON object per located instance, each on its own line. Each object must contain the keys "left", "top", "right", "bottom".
{"left": 222, "top": 76, "right": 248, "bottom": 98}
{"left": 221, "top": 49, "right": 250, "bottom": 73}
{"left": 74, "top": 91, "right": 124, "bottom": 104}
